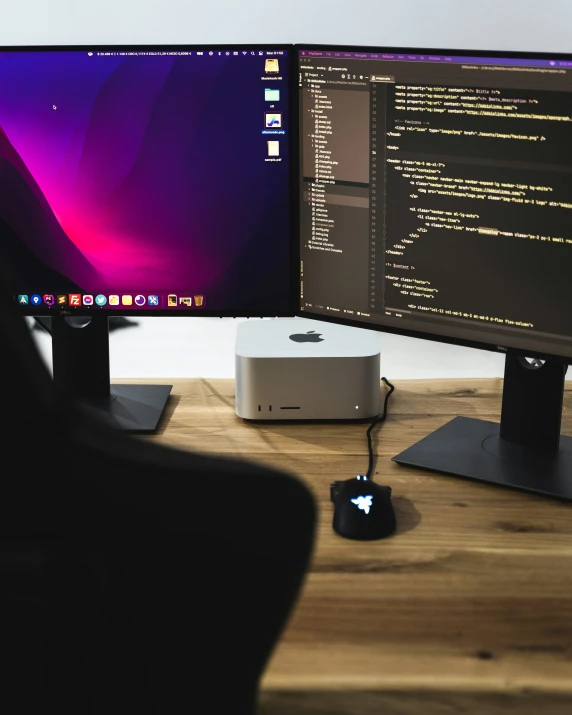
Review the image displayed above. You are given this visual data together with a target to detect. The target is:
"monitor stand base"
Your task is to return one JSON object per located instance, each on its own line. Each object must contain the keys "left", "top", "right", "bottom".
{"left": 79, "top": 384, "right": 172, "bottom": 433}
{"left": 393, "top": 415, "right": 572, "bottom": 501}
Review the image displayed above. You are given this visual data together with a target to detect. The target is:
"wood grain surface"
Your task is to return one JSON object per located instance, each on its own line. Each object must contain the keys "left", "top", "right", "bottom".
{"left": 128, "top": 377, "right": 572, "bottom": 714}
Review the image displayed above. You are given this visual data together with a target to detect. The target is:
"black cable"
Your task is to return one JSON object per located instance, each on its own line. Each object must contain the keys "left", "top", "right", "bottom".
{"left": 365, "top": 377, "right": 395, "bottom": 479}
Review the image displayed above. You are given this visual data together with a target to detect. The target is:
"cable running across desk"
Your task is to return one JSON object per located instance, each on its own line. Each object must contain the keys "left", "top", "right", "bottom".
{"left": 365, "top": 377, "right": 395, "bottom": 479}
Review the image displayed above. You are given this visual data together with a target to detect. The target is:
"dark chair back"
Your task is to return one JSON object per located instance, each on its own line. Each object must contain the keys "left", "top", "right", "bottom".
{"left": 0, "top": 271, "right": 316, "bottom": 714}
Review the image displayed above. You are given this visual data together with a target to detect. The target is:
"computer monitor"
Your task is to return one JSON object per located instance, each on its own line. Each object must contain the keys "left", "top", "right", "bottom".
{"left": 297, "top": 44, "right": 572, "bottom": 500}
{"left": 0, "top": 44, "right": 294, "bottom": 430}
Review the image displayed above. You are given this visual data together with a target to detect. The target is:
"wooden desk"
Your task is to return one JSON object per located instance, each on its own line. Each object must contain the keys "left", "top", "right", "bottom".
{"left": 137, "top": 377, "right": 572, "bottom": 715}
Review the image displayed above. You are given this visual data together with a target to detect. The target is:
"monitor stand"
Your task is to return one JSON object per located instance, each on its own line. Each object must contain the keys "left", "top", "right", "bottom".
{"left": 51, "top": 315, "right": 172, "bottom": 433}
{"left": 392, "top": 351, "right": 572, "bottom": 500}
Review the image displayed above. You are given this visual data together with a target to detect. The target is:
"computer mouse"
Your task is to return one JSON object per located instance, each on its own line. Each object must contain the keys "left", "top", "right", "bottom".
{"left": 331, "top": 475, "right": 396, "bottom": 540}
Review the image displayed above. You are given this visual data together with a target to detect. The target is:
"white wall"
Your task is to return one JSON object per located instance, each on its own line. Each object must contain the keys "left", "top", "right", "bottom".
{"left": 2, "top": 0, "right": 571, "bottom": 53}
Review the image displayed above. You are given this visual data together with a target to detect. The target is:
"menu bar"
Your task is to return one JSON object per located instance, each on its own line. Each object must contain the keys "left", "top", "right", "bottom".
{"left": 298, "top": 49, "right": 572, "bottom": 69}
{"left": 91, "top": 50, "right": 285, "bottom": 58}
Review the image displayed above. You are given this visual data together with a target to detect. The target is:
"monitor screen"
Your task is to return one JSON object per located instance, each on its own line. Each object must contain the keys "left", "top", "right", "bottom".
{"left": 1, "top": 45, "right": 293, "bottom": 315}
{"left": 297, "top": 45, "right": 572, "bottom": 361}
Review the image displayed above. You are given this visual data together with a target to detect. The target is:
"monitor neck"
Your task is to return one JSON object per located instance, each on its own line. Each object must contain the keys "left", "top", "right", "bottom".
{"left": 500, "top": 351, "right": 567, "bottom": 453}
{"left": 52, "top": 314, "right": 111, "bottom": 399}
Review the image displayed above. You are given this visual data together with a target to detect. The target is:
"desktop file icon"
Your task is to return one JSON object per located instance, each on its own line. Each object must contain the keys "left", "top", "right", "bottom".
{"left": 265, "top": 58, "right": 279, "bottom": 73}
{"left": 265, "top": 88, "right": 280, "bottom": 102}
{"left": 264, "top": 112, "right": 282, "bottom": 128}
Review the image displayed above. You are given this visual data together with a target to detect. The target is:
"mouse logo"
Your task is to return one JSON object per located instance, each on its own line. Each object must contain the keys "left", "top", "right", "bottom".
{"left": 289, "top": 330, "right": 324, "bottom": 343}
{"left": 351, "top": 495, "right": 373, "bottom": 515}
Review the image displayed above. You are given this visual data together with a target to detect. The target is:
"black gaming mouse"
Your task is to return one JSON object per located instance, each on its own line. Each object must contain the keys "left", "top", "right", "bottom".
{"left": 331, "top": 475, "right": 396, "bottom": 540}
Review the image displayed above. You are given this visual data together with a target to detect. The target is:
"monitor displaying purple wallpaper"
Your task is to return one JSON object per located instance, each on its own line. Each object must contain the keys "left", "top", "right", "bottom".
{"left": 0, "top": 46, "right": 293, "bottom": 315}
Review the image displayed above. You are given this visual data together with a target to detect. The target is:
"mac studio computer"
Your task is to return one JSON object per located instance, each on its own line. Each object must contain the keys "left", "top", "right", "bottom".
{"left": 0, "top": 44, "right": 295, "bottom": 431}
{"left": 297, "top": 44, "right": 572, "bottom": 500}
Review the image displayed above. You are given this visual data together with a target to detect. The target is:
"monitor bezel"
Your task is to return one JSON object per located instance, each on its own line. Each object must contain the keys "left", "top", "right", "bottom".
{"left": 2, "top": 42, "right": 298, "bottom": 318}
{"left": 294, "top": 42, "right": 572, "bottom": 364}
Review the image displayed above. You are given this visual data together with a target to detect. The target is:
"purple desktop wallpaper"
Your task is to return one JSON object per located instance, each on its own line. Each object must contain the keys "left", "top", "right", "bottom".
{"left": 0, "top": 49, "right": 291, "bottom": 313}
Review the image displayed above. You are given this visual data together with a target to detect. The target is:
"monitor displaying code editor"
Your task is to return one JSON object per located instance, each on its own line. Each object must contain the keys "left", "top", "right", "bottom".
{"left": 298, "top": 47, "right": 572, "bottom": 358}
